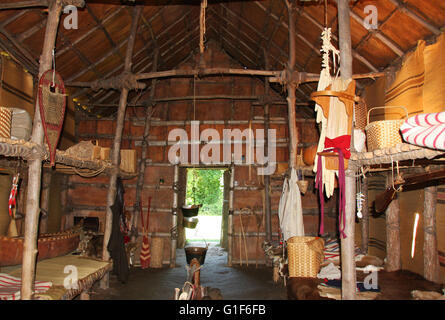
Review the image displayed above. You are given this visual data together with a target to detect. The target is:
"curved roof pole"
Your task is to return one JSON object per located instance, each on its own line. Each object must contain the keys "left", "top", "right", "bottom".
{"left": 337, "top": 0, "right": 357, "bottom": 301}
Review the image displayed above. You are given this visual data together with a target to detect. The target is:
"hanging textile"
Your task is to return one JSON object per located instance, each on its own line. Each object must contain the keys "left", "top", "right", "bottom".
{"left": 38, "top": 69, "right": 67, "bottom": 166}
{"left": 107, "top": 177, "right": 129, "bottom": 283}
{"left": 278, "top": 168, "right": 304, "bottom": 242}
{"left": 140, "top": 197, "right": 152, "bottom": 269}
{"left": 312, "top": 28, "right": 351, "bottom": 199}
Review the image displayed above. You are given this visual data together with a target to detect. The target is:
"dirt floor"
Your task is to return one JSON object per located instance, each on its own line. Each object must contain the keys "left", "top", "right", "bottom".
{"left": 90, "top": 243, "right": 443, "bottom": 300}
{"left": 90, "top": 243, "right": 287, "bottom": 300}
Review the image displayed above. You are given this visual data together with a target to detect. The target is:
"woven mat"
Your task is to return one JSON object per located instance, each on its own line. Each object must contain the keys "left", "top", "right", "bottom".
{"left": 385, "top": 41, "right": 425, "bottom": 118}
{"left": 423, "top": 33, "right": 445, "bottom": 114}
{"left": 3, "top": 255, "right": 111, "bottom": 300}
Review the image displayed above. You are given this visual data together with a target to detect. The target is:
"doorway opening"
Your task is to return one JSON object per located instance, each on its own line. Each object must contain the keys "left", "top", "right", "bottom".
{"left": 184, "top": 168, "right": 225, "bottom": 245}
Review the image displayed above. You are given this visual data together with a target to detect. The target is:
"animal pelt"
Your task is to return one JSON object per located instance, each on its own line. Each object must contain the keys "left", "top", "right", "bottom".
{"left": 125, "top": 241, "right": 139, "bottom": 267}
{"left": 287, "top": 277, "right": 326, "bottom": 300}
{"left": 356, "top": 255, "right": 384, "bottom": 268}
{"left": 411, "top": 290, "right": 445, "bottom": 300}
{"left": 201, "top": 287, "right": 223, "bottom": 300}
{"left": 76, "top": 229, "right": 103, "bottom": 259}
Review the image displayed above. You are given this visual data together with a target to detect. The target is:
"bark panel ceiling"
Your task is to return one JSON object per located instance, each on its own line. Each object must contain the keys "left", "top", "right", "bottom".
{"left": 0, "top": 0, "right": 444, "bottom": 119}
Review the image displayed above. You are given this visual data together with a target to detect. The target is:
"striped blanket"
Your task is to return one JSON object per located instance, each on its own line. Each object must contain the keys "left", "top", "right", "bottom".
{"left": 0, "top": 273, "right": 52, "bottom": 300}
{"left": 323, "top": 238, "right": 361, "bottom": 262}
{"left": 400, "top": 111, "right": 445, "bottom": 150}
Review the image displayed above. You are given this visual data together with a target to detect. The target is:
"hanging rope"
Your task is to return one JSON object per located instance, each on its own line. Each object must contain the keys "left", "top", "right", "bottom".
{"left": 199, "top": 0, "right": 207, "bottom": 54}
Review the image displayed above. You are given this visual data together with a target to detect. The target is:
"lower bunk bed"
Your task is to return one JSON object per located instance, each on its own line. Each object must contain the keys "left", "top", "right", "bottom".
{"left": 0, "top": 254, "right": 112, "bottom": 300}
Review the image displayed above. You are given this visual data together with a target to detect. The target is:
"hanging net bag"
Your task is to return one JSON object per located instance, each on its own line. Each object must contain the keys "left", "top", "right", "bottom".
{"left": 38, "top": 69, "right": 67, "bottom": 166}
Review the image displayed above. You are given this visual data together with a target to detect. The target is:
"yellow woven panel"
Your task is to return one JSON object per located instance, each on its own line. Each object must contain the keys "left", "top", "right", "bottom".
{"left": 0, "top": 107, "right": 12, "bottom": 138}
{"left": 385, "top": 41, "right": 425, "bottom": 118}
{"left": 423, "top": 33, "right": 445, "bottom": 114}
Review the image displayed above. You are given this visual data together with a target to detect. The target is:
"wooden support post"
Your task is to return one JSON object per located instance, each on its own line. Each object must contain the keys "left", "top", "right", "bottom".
{"left": 20, "top": 0, "right": 63, "bottom": 300}
{"left": 227, "top": 161, "right": 235, "bottom": 267}
{"left": 39, "top": 170, "right": 52, "bottom": 234}
{"left": 132, "top": 49, "right": 159, "bottom": 243}
{"left": 423, "top": 185, "right": 440, "bottom": 283}
{"left": 263, "top": 50, "right": 272, "bottom": 244}
{"left": 101, "top": 6, "right": 142, "bottom": 288}
{"left": 361, "top": 178, "right": 369, "bottom": 254}
{"left": 385, "top": 175, "right": 401, "bottom": 272}
{"left": 285, "top": 0, "right": 298, "bottom": 170}
{"left": 60, "top": 174, "right": 69, "bottom": 231}
{"left": 170, "top": 162, "right": 179, "bottom": 268}
{"left": 337, "top": 0, "right": 357, "bottom": 300}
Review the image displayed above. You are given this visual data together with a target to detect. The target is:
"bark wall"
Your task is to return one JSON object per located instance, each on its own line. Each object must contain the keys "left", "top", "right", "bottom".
{"left": 69, "top": 42, "right": 337, "bottom": 266}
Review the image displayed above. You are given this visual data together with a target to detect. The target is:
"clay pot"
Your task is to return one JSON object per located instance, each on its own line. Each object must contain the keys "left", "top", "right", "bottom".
{"left": 303, "top": 145, "right": 318, "bottom": 166}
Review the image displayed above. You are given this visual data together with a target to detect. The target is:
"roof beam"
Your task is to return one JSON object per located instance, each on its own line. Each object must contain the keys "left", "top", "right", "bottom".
{"left": 345, "top": 3, "right": 404, "bottom": 57}
{"left": 387, "top": 0, "right": 441, "bottom": 36}
{"left": 298, "top": 7, "right": 379, "bottom": 72}
{"left": 85, "top": 4, "right": 125, "bottom": 63}
{"left": 56, "top": 7, "right": 124, "bottom": 57}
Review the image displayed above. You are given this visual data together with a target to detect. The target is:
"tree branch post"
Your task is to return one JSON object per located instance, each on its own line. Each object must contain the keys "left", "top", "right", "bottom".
{"left": 20, "top": 0, "right": 63, "bottom": 300}
{"left": 337, "top": 0, "right": 357, "bottom": 300}
{"left": 101, "top": 5, "right": 142, "bottom": 288}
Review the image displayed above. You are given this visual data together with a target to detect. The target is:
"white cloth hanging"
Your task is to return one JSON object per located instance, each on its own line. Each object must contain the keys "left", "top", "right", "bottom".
{"left": 278, "top": 168, "right": 304, "bottom": 241}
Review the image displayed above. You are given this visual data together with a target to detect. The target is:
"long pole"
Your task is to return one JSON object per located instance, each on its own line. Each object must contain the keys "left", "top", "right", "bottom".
{"left": 337, "top": 0, "right": 357, "bottom": 300}
{"left": 101, "top": 5, "right": 142, "bottom": 287}
{"left": 285, "top": 0, "right": 298, "bottom": 170}
{"left": 423, "top": 185, "right": 440, "bottom": 283}
{"left": 132, "top": 49, "right": 159, "bottom": 243}
{"left": 20, "top": 0, "right": 63, "bottom": 300}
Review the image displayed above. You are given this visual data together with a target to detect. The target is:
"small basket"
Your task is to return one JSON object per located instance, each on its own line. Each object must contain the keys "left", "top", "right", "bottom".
{"left": 0, "top": 107, "right": 12, "bottom": 138}
{"left": 365, "top": 106, "right": 408, "bottom": 151}
{"left": 287, "top": 236, "right": 324, "bottom": 278}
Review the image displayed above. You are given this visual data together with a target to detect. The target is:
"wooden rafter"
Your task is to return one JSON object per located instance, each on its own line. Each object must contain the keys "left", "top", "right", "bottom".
{"left": 85, "top": 3, "right": 125, "bottom": 63}
{"left": 388, "top": 0, "right": 441, "bottom": 35}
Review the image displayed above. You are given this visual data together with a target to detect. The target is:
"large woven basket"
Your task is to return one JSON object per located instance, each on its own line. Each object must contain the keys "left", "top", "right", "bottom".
{"left": 150, "top": 237, "right": 164, "bottom": 268}
{"left": 365, "top": 106, "right": 408, "bottom": 151}
{"left": 0, "top": 107, "right": 12, "bottom": 138}
{"left": 287, "top": 236, "right": 324, "bottom": 278}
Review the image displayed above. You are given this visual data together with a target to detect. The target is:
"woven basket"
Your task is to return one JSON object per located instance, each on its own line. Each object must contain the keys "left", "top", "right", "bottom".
{"left": 287, "top": 236, "right": 324, "bottom": 278}
{"left": 150, "top": 237, "right": 164, "bottom": 268}
{"left": 0, "top": 107, "right": 12, "bottom": 138}
{"left": 365, "top": 106, "right": 408, "bottom": 151}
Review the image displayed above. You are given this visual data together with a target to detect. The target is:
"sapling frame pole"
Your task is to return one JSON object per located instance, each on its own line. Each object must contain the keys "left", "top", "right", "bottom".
{"left": 101, "top": 5, "right": 142, "bottom": 287}
{"left": 337, "top": 0, "right": 357, "bottom": 300}
{"left": 20, "top": 0, "right": 63, "bottom": 300}
{"left": 132, "top": 48, "right": 159, "bottom": 243}
{"left": 423, "top": 185, "right": 440, "bottom": 283}
{"left": 263, "top": 50, "right": 272, "bottom": 244}
{"left": 284, "top": 0, "right": 298, "bottom": 170}
{"left": 227, "top": 160, "right": 235, "bottom": 267}
{"left": 170, "top": 162, "right": 179, "bottom": 268}
{"left": 385, "top": 174, "right": 401, "bottom": 272}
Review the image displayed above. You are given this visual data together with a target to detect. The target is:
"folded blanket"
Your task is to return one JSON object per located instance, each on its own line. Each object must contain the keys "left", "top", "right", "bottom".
{"left": 400, "top": 111, "right": 445, "bottom": 150}
{"left": 0, "top": 273, "right": 52, "bottom": 300}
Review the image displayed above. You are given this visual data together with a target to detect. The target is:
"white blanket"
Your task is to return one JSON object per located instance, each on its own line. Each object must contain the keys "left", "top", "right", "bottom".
{"left": 400, "top": 111, "right": 445, "bottom": 150}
